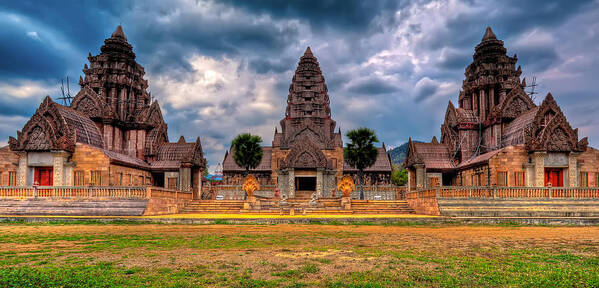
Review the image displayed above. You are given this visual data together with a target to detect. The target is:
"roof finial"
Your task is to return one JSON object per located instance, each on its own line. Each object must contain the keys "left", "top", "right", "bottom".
{"left": 304, "top": 46, "right": 313, "bottom": 56}
{"left": 111, "top": 25, "right": 127, "bottom": 41}
{"left": 177, "top": 135, "right": 186, "bottom": 143}
{"left": 482, "top": 26, "right": 497, "bottom": 41}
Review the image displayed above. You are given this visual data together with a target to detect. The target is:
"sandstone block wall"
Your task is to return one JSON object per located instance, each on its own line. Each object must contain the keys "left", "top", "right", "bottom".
{"left": 0, "top": 147, "right": 18, "bottom": 186}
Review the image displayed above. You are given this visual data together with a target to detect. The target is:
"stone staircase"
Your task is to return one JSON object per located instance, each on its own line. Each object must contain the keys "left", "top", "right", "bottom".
{"left": 180, "top": 199, "right": 415, "bottom": 215}
{"left": 438, "top": 198, "right": 599, "bottom": 217}
{"left": 0, "top": 199, "right": 148, "bottom": 216}
{"left": 179, "top": 200, "right": 245, "bottom": 214}
{"left": 350, "top": 200, "right": 415, "bottom": 214}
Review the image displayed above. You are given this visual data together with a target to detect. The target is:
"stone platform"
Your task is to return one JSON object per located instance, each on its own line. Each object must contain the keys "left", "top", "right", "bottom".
{"left": 180, "top": 198, "right": 415, "bottom": 215}
{"left": 438, "top": 198, "right": 599, "bottom": 217}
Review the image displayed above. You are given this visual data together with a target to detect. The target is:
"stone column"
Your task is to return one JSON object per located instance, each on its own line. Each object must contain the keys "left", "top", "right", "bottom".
{"left": 195, "top": 169, "right": 203, "bottom": 200}
{"left": 415, "top": 164, "right": 425, "bottom": 189}
{"left": 316, "top": 169, "right": 323, "bottom": 198}
{"left": 407, "top": 169, "right": 412, "bottom": 191}
{"left": 17, "top": 152, "right": 28, "bottom": 187}
{"left": 533, "top": 152, "right": 546, "bottom": 187}
{"left": 52, "top": 151, "right": 69, "bottom": 186}
{"left": 480, "top": 88, "right": 486, "bottom": 120}
{"left": 288, "top": 169, "right": 295, "bottom": 198}
{"left": 179, "top": 164, "right": 192, "bottom": 191}
{"left": 568, "top": 152, "right": 579, "bottom": 187}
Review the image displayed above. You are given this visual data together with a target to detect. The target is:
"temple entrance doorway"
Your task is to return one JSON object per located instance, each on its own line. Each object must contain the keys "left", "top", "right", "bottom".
{"left": 544, "top": 168, "right": 563, "bottom": 187}
{"left": 294, "top": 170, "right": 317, "bottom": 199}
{"left": 34, "top": 167, "right": 53, "bottom": 186}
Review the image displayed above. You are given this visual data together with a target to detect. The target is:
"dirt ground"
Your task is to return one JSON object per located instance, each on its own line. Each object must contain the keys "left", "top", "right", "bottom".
{"left": 1, "top": 224, "right": 598, "bottom": 283}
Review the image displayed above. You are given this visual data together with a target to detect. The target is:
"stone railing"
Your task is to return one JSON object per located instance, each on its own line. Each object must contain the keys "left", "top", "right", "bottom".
{"left": 0, "top": 186, "right": 194, "bottom": 200}
{"left": 406, "top": 186, "right": 599, "bottom": 199}
{"left": 204, "top": 185, "right": 276, "bottom": 200}
{"left": 148, "top": 187, "right": 193, "bottom": 200}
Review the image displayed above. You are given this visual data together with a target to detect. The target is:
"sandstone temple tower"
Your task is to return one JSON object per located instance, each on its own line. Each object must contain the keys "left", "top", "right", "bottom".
{"left": 405, "top": 27, "right": 594, "bottom": 189}
{"left": 223, "top": 47, "right": 393, "bottom": 198}
{"left": 7, "top": 26, "right": 206, "bottom": 195}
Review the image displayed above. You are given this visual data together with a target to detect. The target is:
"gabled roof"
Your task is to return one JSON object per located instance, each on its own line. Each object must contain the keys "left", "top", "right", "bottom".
{"left": 154, "top": 136, "right": 206, "bottom": 168}
{"left": 343, "top": 147, "right": 392, "bottom": 172}
{"left": 222, "top": 146, "right": 273, "bottom": 172}
{"left": 457, "top": 148, "right": 504, "bottom": 169}
{"left": 404, "top": 138, "right": 454, "bottom": 171}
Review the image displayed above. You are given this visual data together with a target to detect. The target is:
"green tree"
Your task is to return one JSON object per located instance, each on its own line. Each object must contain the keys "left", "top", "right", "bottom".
{"left": 344, "top": 128, "right": 379, "bottom": 200}
{"left": 391, "top": 164, "right": 408, "bottom": 186}
{"left": 231, "top": 133, "right": 264, "bottom": 176}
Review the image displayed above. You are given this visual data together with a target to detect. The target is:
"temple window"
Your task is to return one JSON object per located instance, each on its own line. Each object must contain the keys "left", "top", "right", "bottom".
{"left": 74, "top": 171, "right": 84, "bottom": 186}
{"left": 167, "top": 177, "right": 177, "bottom": 190}
{"left": 514, "top": 171, "right": 525, "bottom": 186}
{"left": 8, "top": 171, "right": 16, "bottom": 186}
{"left": 90, "top": 171, "right": 102, "bottom": 186}
{"left": 497, "top": 171, "right": 508, "bottom": 186}
{"left": 580, "top": 172, "right": 589, "bottom": 187}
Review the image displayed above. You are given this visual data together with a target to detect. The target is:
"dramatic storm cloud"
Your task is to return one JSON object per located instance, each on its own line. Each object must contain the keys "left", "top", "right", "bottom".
{"left": 1, "top": 0, "right": 598, "bottom": 171}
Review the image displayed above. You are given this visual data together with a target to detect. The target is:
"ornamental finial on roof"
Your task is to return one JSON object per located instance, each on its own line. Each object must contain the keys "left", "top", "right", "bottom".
{"left": 482, "top": 26, "right": 496, "bottom": 41}
{"left": 304, "top": 46, "right": 313, "bottom": 56}
{"left": 111, "top": 25, "right": 127, "bottom": 41}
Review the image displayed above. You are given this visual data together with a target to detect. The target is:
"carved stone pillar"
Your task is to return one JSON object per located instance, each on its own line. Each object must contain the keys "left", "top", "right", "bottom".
{"left": 533, "top": 152, "right": 546, "bottom": 187}
{"left": 316, "top": 168, "right": 323, "bottom": 198}
{"left": 17, "top": 152, "right": 28, "bottom": 187}
{"left": 415, "top": 164, "right": 425, "bottom": 189}
{"left": 568, "top": 152, "right": 579, "bottom": 187}
{"left": 52, "top": 151, "right": 69, "bottom": 186}
{"left": 195, "top": 169, "right": 203, "bottom": 200}
{"left": 407, "top": 169, "right": 412, "bottom": 191}
{"left": 179, "top": 164, "right": 192, "bottom": 191}
{"left": 480, "top": 88, "right": 486, "bottom": 120}
{"left": 288, "top": 169, "right": 295, "bottom": 198}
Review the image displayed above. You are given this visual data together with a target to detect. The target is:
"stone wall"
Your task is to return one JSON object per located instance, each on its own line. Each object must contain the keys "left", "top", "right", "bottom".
{"left": 406, "top": 197, "right": 440, "bottom": 215}
{"left": 0, "top": 146, "right": 18, "bottom": 186}
{"left": 72, "top": 144, "right": 151, "bottom": 186}
{"left": 487, "top": 145, "right": 529, "bottom": 186}
{"left": 578, "top": 147, "right": 599, "bottom": 187}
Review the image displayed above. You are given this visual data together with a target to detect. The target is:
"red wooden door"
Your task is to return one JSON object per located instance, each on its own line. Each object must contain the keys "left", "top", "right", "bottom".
{"left": 544, "top": 168, "right": 563, "bottom": 187}
{"left": 34, "top": 167, "right": 53, "bottom": 186}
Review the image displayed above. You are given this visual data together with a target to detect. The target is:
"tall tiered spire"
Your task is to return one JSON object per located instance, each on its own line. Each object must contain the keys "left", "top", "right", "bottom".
{"left": 284, "top": 46, "right": 331, "bottom": 119}
{"left": 277, "top": 47, "right": 340, "bottom": 149}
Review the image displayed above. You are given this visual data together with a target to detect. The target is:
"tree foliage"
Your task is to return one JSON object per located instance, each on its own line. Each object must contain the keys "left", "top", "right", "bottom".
{"left": 344, "top": 127, "right": 379, "bottom": 199}
{"left": 391, "top": 164, "right": 408, "bottom": 186}
{"left": 231, "top": 133, "right": 263, "bottom": 175}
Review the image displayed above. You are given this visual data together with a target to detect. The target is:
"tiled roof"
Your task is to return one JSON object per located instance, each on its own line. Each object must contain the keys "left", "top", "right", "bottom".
{"left": 413, "top": 142, "right": 455, "bottom": 170}
{"left": 457, "top": 148, "right": 504, "bottom": 169}
{"left": 156, "top": 142, "right": 195, "bottom": 161}
{"left": 455, "top": 108, "right": 479, "bottom": 123}
{"left": 56, "top": 105, "right": 104, "bottom": 148}
{"left": 502, "top": 107, "right": 538, "bottom": 147}
{"left": 100, "top": 148, "right": 150, "bottom": 169}
{"left": 223, "top": 147, "right": 273, "bottom": 172}
{"left": 150, "top": 160, "right": 181, "bottom": 170}
{"left": 344, "top": 147, "right": 392, "bottom": 172}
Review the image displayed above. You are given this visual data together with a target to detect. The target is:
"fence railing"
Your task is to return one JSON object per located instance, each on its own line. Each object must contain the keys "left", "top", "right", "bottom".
{"left": 0, "top": 186, "right": 192, "bottom": 200}
{"left": 406, "top": 186, "right": 599, "bottom": 200}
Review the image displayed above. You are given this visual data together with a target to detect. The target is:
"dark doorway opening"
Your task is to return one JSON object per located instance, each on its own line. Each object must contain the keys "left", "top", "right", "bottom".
{"left": 296, "top": 177, "right": 316, "bottom": 191}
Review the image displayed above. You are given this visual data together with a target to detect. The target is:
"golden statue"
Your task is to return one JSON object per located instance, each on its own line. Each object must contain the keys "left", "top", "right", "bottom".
{"left": 337, "top": 175, "right": 355, "bottom": 198}
{"left": 242, "top": 175, "right": 260, "bottom": 198}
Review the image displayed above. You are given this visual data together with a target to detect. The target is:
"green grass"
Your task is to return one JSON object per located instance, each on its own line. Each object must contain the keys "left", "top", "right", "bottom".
{"left": 0, "top": 224, "right": 597, "bottom": 287}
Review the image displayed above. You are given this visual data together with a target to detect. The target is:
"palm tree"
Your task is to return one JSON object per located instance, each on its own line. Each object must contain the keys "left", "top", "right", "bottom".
{"left": 231, "top": 133, "right": 263, "bottom": 177}
{"left": 344, "top": 128, "right": 379, "bottom": 200}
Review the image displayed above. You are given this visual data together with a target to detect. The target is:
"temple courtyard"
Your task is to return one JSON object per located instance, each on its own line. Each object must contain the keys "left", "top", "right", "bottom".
{"left": 0, "top": 222, "right": 597, "bottom": 287}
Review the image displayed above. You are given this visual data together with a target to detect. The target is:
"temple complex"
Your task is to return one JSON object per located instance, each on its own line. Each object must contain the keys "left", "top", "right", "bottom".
{"left": 223, "top": 47, "right": 393, "bottom": 198}
{"left": 405, "top": 27, "right": 598, "bottom": 189}
{"left": 4, "top": 26, "right": 206, "bottom": 196}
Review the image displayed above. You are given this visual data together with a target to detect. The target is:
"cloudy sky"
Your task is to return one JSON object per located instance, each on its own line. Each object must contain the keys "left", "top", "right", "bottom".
{"left": 1, "top": 0, "right": 598, "bottom": 171}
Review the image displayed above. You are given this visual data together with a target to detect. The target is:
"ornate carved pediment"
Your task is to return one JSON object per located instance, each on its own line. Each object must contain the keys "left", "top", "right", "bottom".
{"left": 281, "top": 137, "right": 328, "bottom": 169}
{"left": 441, "top": 124, "right": 458, "bottom": 156}
{"left": 500, "top": 87, "right": 535, "bottom": 119}
{"left": 144, "top": 122, "right": 168, "bottom": 155}
{"left": 527, "top": 112, "right": 587, "bottom": 152}
{"left": 404, "top": 138, "right": 423, "bottom": 168}
{"left": 137, "top": 100, "right": 164, "bottom": 128}
{"left": 443, "top": 101, "right": 457, "bottom": 128}
{"left": 10, "top": 97, "right": 77, "bottom": 152}
{"left": 70, "top": 86, "right": 107, "bottom": 119}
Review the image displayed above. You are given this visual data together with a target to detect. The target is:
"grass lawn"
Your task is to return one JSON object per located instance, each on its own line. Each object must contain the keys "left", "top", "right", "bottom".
{"left": 0, "top": 222, "right": 597, "bottom": 287}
